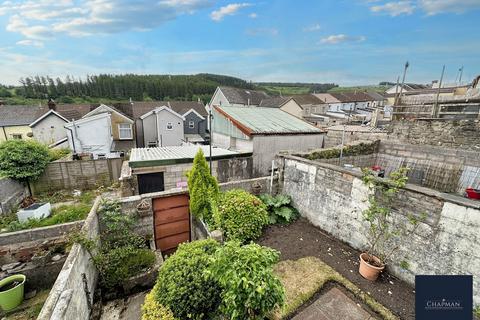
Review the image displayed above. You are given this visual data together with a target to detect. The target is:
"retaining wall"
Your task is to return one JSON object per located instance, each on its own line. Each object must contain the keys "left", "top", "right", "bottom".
{"left": 278, "top": 154, "right": 480, "bottom": 304}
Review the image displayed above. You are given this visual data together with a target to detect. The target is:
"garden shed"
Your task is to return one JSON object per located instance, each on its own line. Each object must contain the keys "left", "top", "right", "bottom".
{"left": 122, "top": 145, "right": 253, "bottom": 195}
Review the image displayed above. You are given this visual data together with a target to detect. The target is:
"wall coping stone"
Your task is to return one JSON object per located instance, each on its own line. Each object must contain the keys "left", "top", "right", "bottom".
{"left": 281, "top": 154, "right": 480, "bottom": 210}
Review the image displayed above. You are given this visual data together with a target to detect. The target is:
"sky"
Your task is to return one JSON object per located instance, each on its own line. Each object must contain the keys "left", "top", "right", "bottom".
{"left": 0, "top": 0, "right": 479, "bottom": 86}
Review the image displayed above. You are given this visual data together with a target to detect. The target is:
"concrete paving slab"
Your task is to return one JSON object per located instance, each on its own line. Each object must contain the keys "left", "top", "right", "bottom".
{"left": 99, "top": 291, "right": 147, "bottom": 320}
{"left": 292, "top": 287, "right": 376, "bottom": 320}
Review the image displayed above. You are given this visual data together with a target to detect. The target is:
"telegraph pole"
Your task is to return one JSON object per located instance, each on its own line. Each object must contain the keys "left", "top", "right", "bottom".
{"left": 397, "top": 61, "right": 409, "bottom": 105}
{"left": 208, "top": 104, "right": 213, "bottom": 175}
{"left": 432, "top": 65, "right": 445, "bottom": 118}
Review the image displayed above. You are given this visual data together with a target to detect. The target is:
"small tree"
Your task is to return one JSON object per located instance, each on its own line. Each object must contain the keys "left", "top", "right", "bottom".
{"left": 362, "top": 167, "right": 425, "bottom": 266}
{"left": 0, "top": 140, "right": 50, "bottom": 195}
{"left": 187, "top": 149, "right": 219, "bottom": 225}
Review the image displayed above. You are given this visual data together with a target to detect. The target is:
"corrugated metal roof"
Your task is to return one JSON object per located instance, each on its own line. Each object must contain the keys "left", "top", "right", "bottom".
{"left": 215, "top": 106, "right": 323, "bottom": 135}
{"left": 129, "top": 145, "right": 248, "bottom": 168}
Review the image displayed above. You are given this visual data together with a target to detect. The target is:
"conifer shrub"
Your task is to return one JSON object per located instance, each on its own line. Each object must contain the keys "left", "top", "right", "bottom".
{"left": 142, "top": 287, "right": 177, "bottom": 320}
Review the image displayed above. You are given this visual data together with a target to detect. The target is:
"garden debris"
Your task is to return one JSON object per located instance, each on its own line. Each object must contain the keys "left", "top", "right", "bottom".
{"left": 51, "top": 254, "right": 63, "bottom": 262}
{"left": 25, "top": 290, "right": 37, "bottom": 300}
{"left": 1, "top": 262, "right": 21, "bottom": 271}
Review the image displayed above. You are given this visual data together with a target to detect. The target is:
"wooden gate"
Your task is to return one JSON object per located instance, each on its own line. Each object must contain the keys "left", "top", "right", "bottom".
{"left": 153, "top": 194, "right": 190, "bottom": 255}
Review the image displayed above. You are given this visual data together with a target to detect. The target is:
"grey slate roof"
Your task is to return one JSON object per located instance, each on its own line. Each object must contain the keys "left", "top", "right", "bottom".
{"left": 116, "top": 101, "right": 206, "bottom": 119}
{"left": 0, "top": 105, "right": 47, "bottom": 126}
{"left": 291, "top": 94, "right": 326, "bottom": 106}
{"left": 365, "top": 91, "right": 385, "bottom": 101}
{"left": 219, "top": 86, "right": 270, "bottom": 105}
{"left": 259, "top": 96, "right": 291, "bottom": 108}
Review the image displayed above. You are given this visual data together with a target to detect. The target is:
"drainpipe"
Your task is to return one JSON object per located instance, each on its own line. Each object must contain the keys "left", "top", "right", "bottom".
{"left": 65, "top": 126, "right": 77, "bottom": 154}
{"left": 2, "top": 127, "right": 7, "bottom": 141}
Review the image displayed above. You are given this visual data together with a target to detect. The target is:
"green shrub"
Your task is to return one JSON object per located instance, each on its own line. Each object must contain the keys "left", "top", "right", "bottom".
{"left": 93, "top": 247, "right": 156, "bottom": 289}
{"left": 215, "top": 189, "right": 268, "bottom": 242}
{"left": 48, "top": 148, "right": 70, "bottom": 161}
{"left": 154, "top": 239, "right": 221, "bottom": 320}
{"left": 142, "top": 288, "right": 177, "bottom": 320}
{"left": 258, "top": 194, "right": 299, "bottom": 224}
{"left": 208, "top": 241, "right": 285, "bottom": 320}
{"left": 187, "top": 149, "right": 219, "bottom": 225}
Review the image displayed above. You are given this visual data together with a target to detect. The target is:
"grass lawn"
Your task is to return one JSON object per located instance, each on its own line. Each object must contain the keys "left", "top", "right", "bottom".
{"left": 258, "top": 85, "right": 312, "bottom": 95}
{"left": 272, "top": 257, "right": 397, "bottom": 320}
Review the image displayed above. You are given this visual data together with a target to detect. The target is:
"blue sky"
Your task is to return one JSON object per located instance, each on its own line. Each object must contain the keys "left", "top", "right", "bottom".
{"left": 0, "top": 0, "right": 479, "bottom": 86}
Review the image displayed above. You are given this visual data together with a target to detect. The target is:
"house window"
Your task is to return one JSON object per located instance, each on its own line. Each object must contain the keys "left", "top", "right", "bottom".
{"left": 118, "top": 123, "right": 133, "bottom": 140}
{"left": 12, "top": 134, "right": 22, "bottom": 140}
{"left": 166, "top": 122, "right": 173, "bottom": 130}
{"left": 189, "top": 121, "right": 195, "bottom": 129}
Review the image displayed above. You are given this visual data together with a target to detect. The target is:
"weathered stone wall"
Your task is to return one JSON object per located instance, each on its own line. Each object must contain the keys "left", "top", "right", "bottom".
{"left": 387, "top": 119, "right": 480, "bottom": 150}
{"left": 37, "top": 197, "right": 102, "bottom": 320}
{"left": 325, "top": 128, "right": 387, "bottom": 148}
{"left": 33, "top": 158, "right": 123, "bottom": 194}
{"left": 279, "top": 155, "right": 480, "bottom": 304}
{"left": 0, "top": 177, "right": 27, "bottom": 215}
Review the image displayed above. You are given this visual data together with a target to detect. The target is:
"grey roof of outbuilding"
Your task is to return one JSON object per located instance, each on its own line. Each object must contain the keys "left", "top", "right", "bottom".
{"left": 259, "top": 96, "right": 291, "bottom": 108}
{"left": 0, "top": 105, "right": 47, "bottom": 126}
{"left": 219, "top": 86, "right": 270, "bottom": 105}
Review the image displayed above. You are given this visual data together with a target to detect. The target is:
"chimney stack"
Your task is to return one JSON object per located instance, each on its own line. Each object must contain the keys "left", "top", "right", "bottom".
{"left": 47, "top": 98, "right": 56, "bottom": 111}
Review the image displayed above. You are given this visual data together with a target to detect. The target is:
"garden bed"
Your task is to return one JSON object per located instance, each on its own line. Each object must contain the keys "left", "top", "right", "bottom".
{"left": 258, "top": 218, "right": 415, "bottom": 320}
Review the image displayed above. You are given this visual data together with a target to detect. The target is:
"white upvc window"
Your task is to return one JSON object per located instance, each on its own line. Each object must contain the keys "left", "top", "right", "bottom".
{"left": 118, "top": 123, "right": 133, "bottom": 140}
{"left": 189, "top": 121, "right": 195, "bottom": 129}
{"left": 166, "top": 122, "right": 173, "bottom": 130}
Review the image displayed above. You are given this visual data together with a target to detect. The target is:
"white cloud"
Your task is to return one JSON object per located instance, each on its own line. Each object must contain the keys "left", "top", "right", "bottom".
{"left": 210, "top": 3, "right": 251, "bottom": 21}
{"left": 0, "top": 0, "right": 215, "bottom": 39}
{"left": 16, "top": 39, "right": 44, "bottom": 47}
{"left": 419, "top": 0, "right": 480, "bottom": 15}
{"left": 245, "top": 28, "right": 278, "bottom": 36}
{"left": 370, "top": 1, "right": 415, "bottom": 16}
{"left": 303, "top": 23, "right": 321, "bottom": 32}
{"left": 248, "top": 12, "right": 257, "bottom": 18}
{"left": 320, "top": 34, "right": 366, "bottom": 44}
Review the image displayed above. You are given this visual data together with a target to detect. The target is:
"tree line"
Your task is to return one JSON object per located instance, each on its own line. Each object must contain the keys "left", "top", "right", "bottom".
{"left": 3, "top": 73, "right": 256, "bottom": 103}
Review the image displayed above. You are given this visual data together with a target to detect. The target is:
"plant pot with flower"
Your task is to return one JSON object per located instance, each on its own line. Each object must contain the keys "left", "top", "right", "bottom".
{"left": 359, "top": 167, "right": 425, "bottom": 281}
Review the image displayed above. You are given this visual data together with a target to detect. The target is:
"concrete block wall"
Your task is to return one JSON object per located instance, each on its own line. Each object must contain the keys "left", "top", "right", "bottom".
{"left": 325, "top": 129, "right": 387, "bottom": 148}
{"left": 280, "top": 155, "right": 480, "bottom": 304}
{"left": 38, "top": 197, "right": 102, "bottom": 320}
{"left": 0, "top": 177, "right": 27, "bottom": 215}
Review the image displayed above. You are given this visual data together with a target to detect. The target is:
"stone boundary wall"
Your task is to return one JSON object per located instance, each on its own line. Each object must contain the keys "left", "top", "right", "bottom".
{"left": 278, "top": 154, "right": 480, "bottom": 304}
{"left": 0, "top": 178, "right": 27, "bottom": 215}
{"left": 325, "top": 128, "right": 387, "bottom": 148}
{"left": 33, "top": 158, "right": 123, "bottom": 194}
{"left": 387, "top": 119, "right": 480, "bottom": 150}
{"left": 37, "top": 197, "right": 102, "bottom": 320}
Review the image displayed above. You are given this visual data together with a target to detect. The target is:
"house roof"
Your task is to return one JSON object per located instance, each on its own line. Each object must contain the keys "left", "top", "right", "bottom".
{"left": 365, "top": 91, "right": 385, "bottom": 101}
{"left": 129, "top": 145, "right": 250, "bottom": 168}
{"left": 116, "top": 101, "right": 206, "bottom": 119}
{"left": 258, "top": 96, "right": 292, "bottom": 108}
{"left": 139, "top": 106, "right": 186, "bottom": 120}
{"left": 214, "top": 106, "right": 323, "bottom": 136}
{"left": 218, "top": 86, "right": 270, "bottom": 105}
{"left": 328, "top": 92, "right": 374, "bottom": 103}
{"left": 313, "top": 93, "right": 341, "bottom": 104}
{"left": 0, "top": 105, "right": 47, "bottom": 126}
{"left": 30, "top": 109, "right": 68, "bottom": 127}
{"left": 291, "top": 94, "right": 325, "bottom": 106}
{"left": 55, "top": 104, "right": 97, "bottom": 121}
{"left": 64, "top": 112, "right": 111, "bottom": 127}
{"left": 83, "top": 104, "right": 133, "bottom": 123}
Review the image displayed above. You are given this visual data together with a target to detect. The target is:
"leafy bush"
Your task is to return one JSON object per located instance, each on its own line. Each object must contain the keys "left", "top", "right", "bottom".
{"left": 215, "top": 189, "right": 269, "bottom": 242}
{"left": 142, "top": 288, "right": 177, "bottom": 320}
{"left": 154, "top": 239, "right": 221, "bottom": 320}
{"left": 93, "top": 247, "right": 155, "bottom": 289}
{"left": 258, "top": 194, "right": 299, "bottom": 224}
{"left": 187, "top": 149, "right": 219, "bottom": 225}
{"left": 208, "top": 241, "right": 285, "bottom": 320}
{"left": 0, "top": 140, "right": 51, "bottom": 193}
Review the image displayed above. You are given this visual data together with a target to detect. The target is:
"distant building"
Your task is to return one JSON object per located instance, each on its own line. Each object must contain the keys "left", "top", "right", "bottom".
{"left": 210, "top": 86, "right": 270, "bottom": 107}
{"left": 139, "top": 106, "right": 185, "bottom": 147}
{"left": 291, "top": 94, "right": 328, "bottom": 116}
{"left": 259, "top": 96, "right": 304, "bottom": 118}
{"left": 0, "top": 105, "right": 45, "bottom": 142}
{"left": 29, "top": 109, "right": 69, "bottom": 147}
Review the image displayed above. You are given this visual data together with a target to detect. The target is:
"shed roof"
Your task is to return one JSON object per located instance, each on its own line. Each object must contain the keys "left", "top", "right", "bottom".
{"left": 214, "top": 106, "right": 323, "bottom": 136}
{"left": 129, "top": 145, "right": 249, "bottom": 168}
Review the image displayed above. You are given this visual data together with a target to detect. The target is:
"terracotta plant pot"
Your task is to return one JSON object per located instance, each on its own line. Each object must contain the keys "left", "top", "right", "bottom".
{"left": 359, "top": 253, "right": 385, "bottom": 281}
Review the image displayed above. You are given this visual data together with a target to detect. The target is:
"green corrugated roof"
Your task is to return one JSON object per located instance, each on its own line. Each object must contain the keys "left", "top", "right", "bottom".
{"left": 216, "top": 106, "right": 323, "bottom": 134}
{"left": 129, "top": 145, "right": 250, "bottom": 168}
